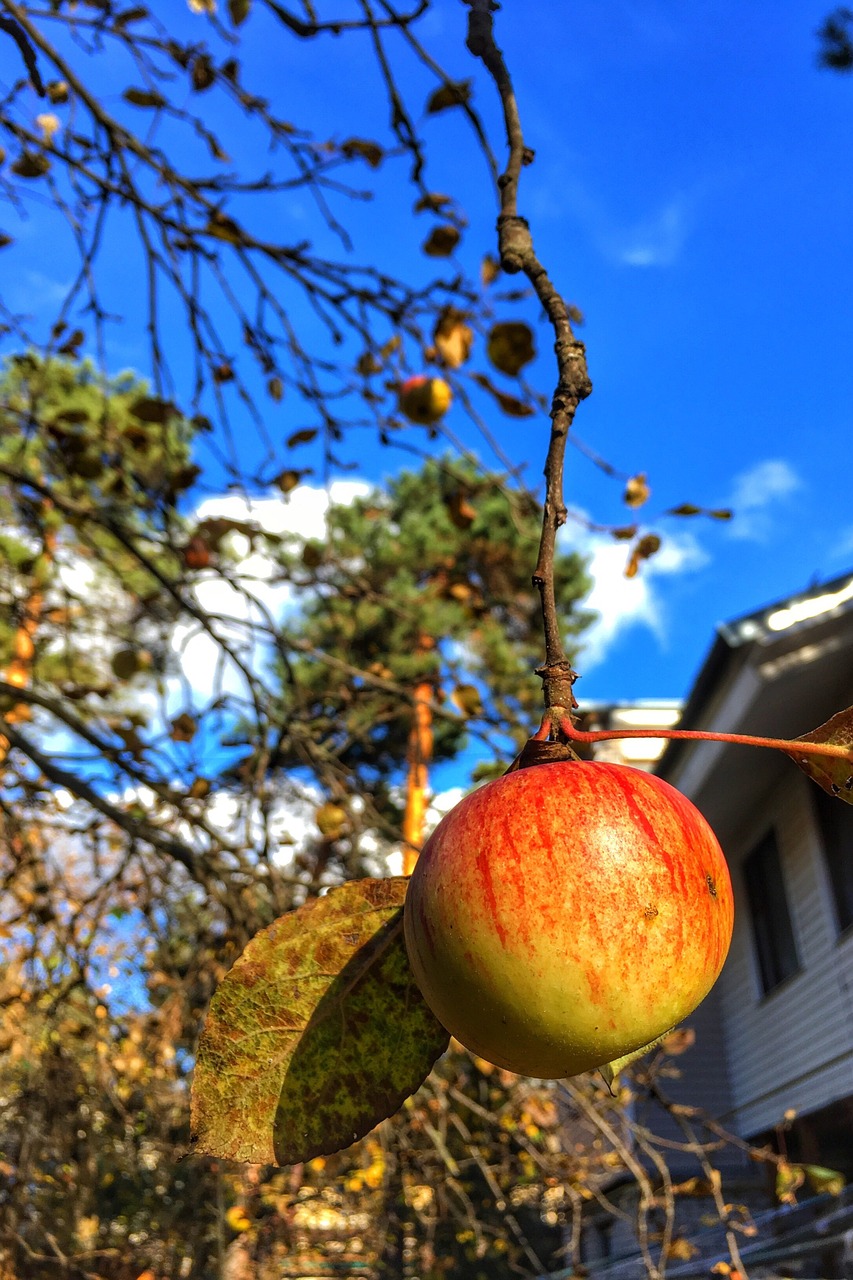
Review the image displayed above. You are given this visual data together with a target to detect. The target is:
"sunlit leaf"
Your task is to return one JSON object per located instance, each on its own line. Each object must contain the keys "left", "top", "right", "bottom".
{"left": 623, "top": 473, "right": 650, "bottom": 509}
{"left": 599, "top": 1028, "right": 672, "bottom": 1087}
{"left": 480, "top": 254, "right": 500, "bottom": 286}
{"left": 225, "top": 1205, "right": 251, "bottom": 1231}
{"left": 433, "top": 307, "right": 474, "bottom": 369}
{"left": 775, "top": 1160, "right": 804, "bottom": 1205}
{"left": 190, "top": 878, "right": 449, "bottom": 1164}
{"left": 802, "top": 1164, "right": 845, "bottom": 1196}
{"left": 486, "top": 321, "right": 535, "bottom": 376}
{"left": 452, "top": 684, "right": 483, "bottom": 717}
{"left": 315, "top": 801, "right": 348, "bottom": 839}
{"left": 36, "top": 113, "right": 61, "bottom": 144}
{"left": 625, "top": 533, "right": 661, "bottom": 579}
{"left": 792, "top": 705, "right": 853, "bottom": 804}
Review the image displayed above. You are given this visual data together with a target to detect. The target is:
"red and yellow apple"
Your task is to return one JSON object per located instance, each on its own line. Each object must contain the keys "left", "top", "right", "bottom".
{"left": 397, "top": 375, "right": 452, "bottom": 425}
{"left": 404, "top": 760, "right": 733, "bottom": 1078}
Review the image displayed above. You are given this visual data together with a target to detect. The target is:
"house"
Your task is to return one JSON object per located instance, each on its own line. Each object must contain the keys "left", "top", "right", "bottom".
{"left": 560, "top": 570, "right": 853, "bottom": 1278}
{"left": 655, "top": 568, "right": 853, "bottom": 1176}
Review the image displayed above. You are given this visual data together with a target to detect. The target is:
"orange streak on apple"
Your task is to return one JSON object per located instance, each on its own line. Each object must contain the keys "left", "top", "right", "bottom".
{"left": 403, "top": 760, "right": 733, "bottom": 1078}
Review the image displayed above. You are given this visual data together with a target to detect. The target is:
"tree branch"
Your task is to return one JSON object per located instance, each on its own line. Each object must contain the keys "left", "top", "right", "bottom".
{"left": 465, "top": 0, "right": 592, "bottom": 716}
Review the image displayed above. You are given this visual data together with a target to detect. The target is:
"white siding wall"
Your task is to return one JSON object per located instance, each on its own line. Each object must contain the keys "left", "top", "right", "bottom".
{"left": 715, "top": 773, "right": 853, "bottom": 1135}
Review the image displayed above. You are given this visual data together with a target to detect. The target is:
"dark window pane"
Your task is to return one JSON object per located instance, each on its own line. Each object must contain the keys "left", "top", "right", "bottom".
{"left": 811, "top": 785, "right": 853, "bottom": 932}
{"left": 743, "top": 830, "right": 800, "bottom": 994}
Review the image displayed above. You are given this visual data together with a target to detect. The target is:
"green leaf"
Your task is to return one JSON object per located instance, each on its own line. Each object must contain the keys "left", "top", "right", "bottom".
{"left": 793, "top": 705, "right": 853, "bottom": 805}
{"left": 190, "top": 878, "right": 449, "bottom": 1165}
{"left": 598, "top": 1028, "right": 674, "bottom": 1089}
{"left": 803, "top": 1164, "right": 845, "bottom": 1196}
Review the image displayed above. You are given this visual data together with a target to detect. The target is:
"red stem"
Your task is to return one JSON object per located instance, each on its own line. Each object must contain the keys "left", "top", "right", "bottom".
{"left": 558, "top": 719, "right": 853, "bottom": 766}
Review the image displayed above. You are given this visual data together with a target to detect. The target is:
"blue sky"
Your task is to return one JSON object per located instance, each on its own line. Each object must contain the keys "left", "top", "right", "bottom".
{"left": 4, "top": 0, "right": 852, "bottom": 713}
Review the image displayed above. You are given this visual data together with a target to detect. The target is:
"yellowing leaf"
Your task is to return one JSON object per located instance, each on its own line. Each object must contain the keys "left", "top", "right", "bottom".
{"left": 452, "top": 684, "right": 483, "bottom": 717}
{"left": 190, "top": 878, "right": 449, "bottom": 1164}
{"left": 623, "top": 473, "right": 651, "bottom": 509}
{"left": 480, "top": 254, "right": 501, "bottom": 286}
{"left": 225, "top": 1205, "right": 251, "bottom": 1232}
{"left": 775, "top": 1160, "right": 804, "bottom": 1205}
{"left": 433, "top": 307, "right": 473, "bottom": 369}
{"left": 803, "top": 1163, "right": 845, "bottom": 1196}
{"left": 625, "top": 533, "right": 662, "bottom": 579}
{"left": 486, "top": 321, "right": 535, "bottom": 376}
{"left": 665, "top": 1238, "right": 699, "bottom": 1262}
{"left": 315, "top": 801, "right": 348, "bottom": 839}
{"left": 36, "top": 113, "right": 61, "bottom": 144}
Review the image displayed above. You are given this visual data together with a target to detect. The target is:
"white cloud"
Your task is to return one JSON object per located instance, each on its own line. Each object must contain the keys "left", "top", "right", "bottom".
{"left": 725, "top": 459, "right": 801, "bottom": 542}
{"left": 566, "top": 518, "right": 709, "bottom": 669}
{"left": 531, "top": 172, "right": 696, "bottom": 268}
{"left": 612, "top": 198, "right": 689, "bottom": 268}
{"left": 170, "top": 479, "right": 370, "bottom": 705}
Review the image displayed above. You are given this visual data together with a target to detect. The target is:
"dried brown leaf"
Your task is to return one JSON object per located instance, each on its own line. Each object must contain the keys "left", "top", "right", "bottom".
{"left": 792, "top": 704, "right": 853, "bottom": 804}
{"left": 422, "top": 225, "right": 460, "bottom": 257}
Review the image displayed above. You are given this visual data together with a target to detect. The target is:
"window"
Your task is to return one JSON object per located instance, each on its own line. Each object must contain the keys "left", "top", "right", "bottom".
{"left": 743, "top": 830, "right": 800, "bottom": 994}
{"left": 811, "top": 784, "right": 853, "bottom": 932}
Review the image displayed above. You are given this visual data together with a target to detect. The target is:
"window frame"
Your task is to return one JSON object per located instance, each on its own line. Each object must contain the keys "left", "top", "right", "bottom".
{"left": 742, "top": 828, "right": 801, "bottom": 996}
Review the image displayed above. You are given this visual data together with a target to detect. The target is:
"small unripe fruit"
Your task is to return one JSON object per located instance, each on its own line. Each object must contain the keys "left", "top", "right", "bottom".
{"left": 404, "top": 760, "right": 733, "bottom": 1078}
{"left": 397, "top": 375, "right": 452, "bottom": 426}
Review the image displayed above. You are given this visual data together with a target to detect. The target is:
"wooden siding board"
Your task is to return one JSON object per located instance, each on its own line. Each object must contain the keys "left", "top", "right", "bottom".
{"left": 712, "top": 775, "right": 853, "bottom": 1134}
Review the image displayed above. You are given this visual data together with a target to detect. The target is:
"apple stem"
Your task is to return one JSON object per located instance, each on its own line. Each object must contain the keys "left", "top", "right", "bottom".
{"left": 557, "top": 717, "right": 853, "bottom": 766}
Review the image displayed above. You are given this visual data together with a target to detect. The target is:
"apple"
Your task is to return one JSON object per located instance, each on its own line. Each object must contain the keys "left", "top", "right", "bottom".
{"left": 404, "top": 759, "right": 733, "bottom": 1078}
{"left": 398, "top": 375, "right": 452, "bottom": 426}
